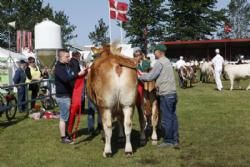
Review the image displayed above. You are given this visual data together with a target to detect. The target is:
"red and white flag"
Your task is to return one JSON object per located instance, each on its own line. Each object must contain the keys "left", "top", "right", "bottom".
{"left": 16, "top": 31, "right": 21, "bottom": 52}
{"left": 109, "top": 0, "right": 128, "bottom": 22}
{"left": 224, "top": 24, "right": 232, "bottom": 33}
{"left": 27, "top": 32, "right": 33, "bottom": 51}
{"left": 22, "top": 31, "right": 27, "bottom": 48}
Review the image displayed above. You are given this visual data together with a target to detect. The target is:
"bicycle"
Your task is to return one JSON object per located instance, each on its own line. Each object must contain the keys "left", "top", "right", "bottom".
{"left": 37, "top": 86, "right": 57, "bottom": 110}
{"left": 0, "top": 87, "right": 17, "bottom": 121}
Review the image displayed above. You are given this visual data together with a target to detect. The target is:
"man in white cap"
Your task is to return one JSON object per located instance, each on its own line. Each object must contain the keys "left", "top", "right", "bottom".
{"left": 176, "top": 56, "right": 186, "bottom": 88}
{"left": 212, "top": 49, "right": 224, "bottom": 91}
{"left": 176, "top": 56, "right": 185, "bottom": 70}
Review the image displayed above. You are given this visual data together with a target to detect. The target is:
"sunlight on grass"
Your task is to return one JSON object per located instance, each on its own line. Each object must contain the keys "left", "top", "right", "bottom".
{"left": 0, "top": 79, "right": 250, "bottom": 167}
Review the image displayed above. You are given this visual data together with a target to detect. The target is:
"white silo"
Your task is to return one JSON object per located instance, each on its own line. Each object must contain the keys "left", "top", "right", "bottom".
{"left": 35, "top": 19, "right": 62, "bottom": 68}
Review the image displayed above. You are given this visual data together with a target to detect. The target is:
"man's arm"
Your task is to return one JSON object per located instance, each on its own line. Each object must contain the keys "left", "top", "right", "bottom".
{"left": 139, "top": 62, "right": 162, "bottom": 81}
{"left": 13, "top": 70, "right": 20, "bottom": 84}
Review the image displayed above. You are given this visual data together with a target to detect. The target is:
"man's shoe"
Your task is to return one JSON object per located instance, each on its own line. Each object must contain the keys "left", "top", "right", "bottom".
{"left": 173, "top": 143, "right": 180, "bottom": 149}
{"left": 158, "top": 142, "right": 174, "bottom": 148}
{"left": 61, "top": 136, "right": 73, "bottom": 144}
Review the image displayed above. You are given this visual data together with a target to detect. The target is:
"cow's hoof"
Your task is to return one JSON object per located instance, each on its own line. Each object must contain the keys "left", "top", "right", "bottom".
{"left": 103, "top": 152, "right": 112, "bottom": 158}
{"left": 152, "top": 140, "right": 158, "bottom": 145}
{"left": 125, "top": 152, "right": 133, "bottom": 157}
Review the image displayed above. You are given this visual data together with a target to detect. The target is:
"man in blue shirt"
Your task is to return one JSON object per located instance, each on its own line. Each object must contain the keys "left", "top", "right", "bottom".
{"left": 55, "top": 49, "right": 86, "bottom": 144}
{"left": 13, "top": 60, "right": 27, "bottom": 112}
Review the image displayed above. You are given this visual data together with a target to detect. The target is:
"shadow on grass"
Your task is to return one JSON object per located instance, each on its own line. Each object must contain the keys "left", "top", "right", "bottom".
{"left": 0, "top": 113, "right": 28, "bottom": 131}
{"left": 74, "top": 121, "right": 147, "bottom": 157}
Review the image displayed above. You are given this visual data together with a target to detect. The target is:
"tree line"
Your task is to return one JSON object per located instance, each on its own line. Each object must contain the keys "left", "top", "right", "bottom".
{"left": 89, "top": 0, "right": 250, "bottom": 53}
{"left": 0, "top": 0, "right": 76, "bottom": 49}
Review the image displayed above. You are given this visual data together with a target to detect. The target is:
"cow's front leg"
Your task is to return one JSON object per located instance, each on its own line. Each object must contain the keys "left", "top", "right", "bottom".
{"left": 102, "top": 109, "right": 112, "bottom": 158}
{"left": 123, "top": 106, "right": 133, "bottom": 155}
{"left": 230, "top": 79, "right": 234, "bottom": 91}
{"left": 151, "top": 100, "right": 159, "bottom": 145}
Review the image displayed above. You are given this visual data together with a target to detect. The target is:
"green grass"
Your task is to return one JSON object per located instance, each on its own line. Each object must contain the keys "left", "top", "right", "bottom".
{"left": 0, "top": 79, "right": 250, "bottom": 167}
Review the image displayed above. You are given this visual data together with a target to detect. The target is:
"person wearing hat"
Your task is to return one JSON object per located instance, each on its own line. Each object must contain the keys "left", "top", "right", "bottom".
{"left": 138, "top": 44, "right": 179, "bottom": 148}
{"left": 13, "top": 60, "right": 27, "bottom": 112}
{"left": 212, "top": 48, "right": 224, "bottom": 91}
{"left": 176, "top": 56, "right": 186, "bottom": 88}
{"left": 236, "top": 55, "right": 244, "bottom": 65}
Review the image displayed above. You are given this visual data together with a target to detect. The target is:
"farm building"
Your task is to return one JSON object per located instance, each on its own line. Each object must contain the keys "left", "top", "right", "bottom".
{"left": 161, "top": 38, "right": 250, "bottom": 62}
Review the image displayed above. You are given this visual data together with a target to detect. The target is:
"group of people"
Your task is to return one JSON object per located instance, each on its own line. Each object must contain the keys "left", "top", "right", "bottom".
{"left": 54, "top": 49, "right": 102, "bottom": 143}
{"left": 54, "top": 44, "right": 180, "bottom": 148}
{"left": 13, "top": 56, "right": 45, "bottom": 113}
{"left": 174, "top": 49, "right": 225, "bottom": 91}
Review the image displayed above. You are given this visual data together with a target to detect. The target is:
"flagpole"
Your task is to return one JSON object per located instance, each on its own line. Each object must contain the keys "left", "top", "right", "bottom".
{"left": 108, "top": 1, "right": 112, "bottom": 44}
{"left": 120, "top": 21, "right": 123, "bottom": 43}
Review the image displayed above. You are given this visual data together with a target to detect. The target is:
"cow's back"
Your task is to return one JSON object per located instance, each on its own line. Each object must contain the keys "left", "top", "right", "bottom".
{"left": 224, "top": 64, "right": 250, "bottom": 79}
{"left": 87, "top": 54, "right": 137, "bottom": 109}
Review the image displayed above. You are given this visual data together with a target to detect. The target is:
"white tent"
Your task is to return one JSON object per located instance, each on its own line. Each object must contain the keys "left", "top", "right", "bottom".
{"left": 0, "top": 47, "right": 27, "bottom": 61}
{"left": 0, "top": 47, "right": 27, "bottom": 86}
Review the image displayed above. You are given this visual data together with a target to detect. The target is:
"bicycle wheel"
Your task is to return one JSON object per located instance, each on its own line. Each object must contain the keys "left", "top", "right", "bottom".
{"left": 42, "top": 97, "right": 55, "bottom": 110}
{"left": 6, "top": 96, "right": 17, "bottom": 121}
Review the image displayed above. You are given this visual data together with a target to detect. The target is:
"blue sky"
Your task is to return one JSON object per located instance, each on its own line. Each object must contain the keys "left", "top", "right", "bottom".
{"left": 43, "top": 0, "right": 230, "bottom": 46}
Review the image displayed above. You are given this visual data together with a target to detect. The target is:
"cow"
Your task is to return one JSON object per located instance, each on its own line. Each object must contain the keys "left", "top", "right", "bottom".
{"left": 179, "top": 66, "right": 195, "bottom": 88}
{"left": 223, "top": 64, "right": 250, "bottom": 90}
{"left": 200, "top": 61, "right": 214, "bottom": 83}
{"left": 86, "top": 45, "right": 142, "bottom": 157}
{"left": 143, "top": 81, "right": 159, "bottom": 145}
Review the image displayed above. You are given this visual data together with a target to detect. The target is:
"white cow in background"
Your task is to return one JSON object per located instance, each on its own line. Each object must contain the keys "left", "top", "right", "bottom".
{"left": 223, "top": 64, "right": 250, "bottom": 90}
{"left": 200, "top": 61, "right": 214, "bottom": 83}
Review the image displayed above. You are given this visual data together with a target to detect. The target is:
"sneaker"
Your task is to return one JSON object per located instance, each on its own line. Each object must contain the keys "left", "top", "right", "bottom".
{"left": 61, "top": 136, "right": 73, "bottom": 144}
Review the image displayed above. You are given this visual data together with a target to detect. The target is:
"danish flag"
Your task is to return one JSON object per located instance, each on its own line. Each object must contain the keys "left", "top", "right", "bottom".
{"left": 224, "top": 24, "right": 232, "bottom": 33}
{"left": 109, "top": 0, "right": 128, "bottom": 22}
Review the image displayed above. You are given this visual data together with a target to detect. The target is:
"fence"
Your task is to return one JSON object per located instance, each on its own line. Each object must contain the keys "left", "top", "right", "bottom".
{"left": 0, "top": 79, "right": 55, "bottom": 113}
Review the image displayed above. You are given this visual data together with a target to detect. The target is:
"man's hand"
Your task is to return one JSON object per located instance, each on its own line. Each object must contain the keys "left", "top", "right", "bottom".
{"left": 78, "top": 67, "right": 88, "bottom": 76}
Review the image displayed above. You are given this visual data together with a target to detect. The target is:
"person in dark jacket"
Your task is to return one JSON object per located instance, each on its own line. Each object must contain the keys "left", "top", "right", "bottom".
{"left": 13, "top": 60, "right": 27, "bottom": 112}
{"left": 55, "top": 49, "right": 86, "bottom": 144}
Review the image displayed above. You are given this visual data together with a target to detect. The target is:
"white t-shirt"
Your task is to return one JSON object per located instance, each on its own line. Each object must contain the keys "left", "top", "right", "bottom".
{"left": 176, "top": 59, "right": 186, "bottom": 69}
{"left": 212, "top": 54, "right": 224, "bottom": 71}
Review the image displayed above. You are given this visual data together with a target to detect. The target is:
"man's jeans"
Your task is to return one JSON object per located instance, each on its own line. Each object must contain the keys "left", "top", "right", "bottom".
{"left": 159, "top": 93, "right": 179, "bottom": 144}
{"left": 17, "top": 86, "right": 26, "bottom": 112}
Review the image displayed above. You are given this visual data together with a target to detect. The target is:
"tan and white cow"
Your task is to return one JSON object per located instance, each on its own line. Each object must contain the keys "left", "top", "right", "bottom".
{"left": 143, "top": 81, "right": 159, "bottom": 145}
{"left": 87, "top": 45, "right": 139, "bottom": 157}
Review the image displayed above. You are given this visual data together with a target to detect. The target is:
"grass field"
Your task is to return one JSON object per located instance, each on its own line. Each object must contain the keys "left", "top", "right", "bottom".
{"left": 0, "top": 79, "right": 250, "bottom": 167}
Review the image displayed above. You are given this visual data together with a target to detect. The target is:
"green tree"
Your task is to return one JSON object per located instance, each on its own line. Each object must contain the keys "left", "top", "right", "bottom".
{"left": 0, "top": 0, "right": 76, "bottom": 49}
{"left": 53, "top": 11, "right": 77, "bottom": 47}
{"left": 167, "top": 0, "right": 226, "bottom": 40}
{"left": 88, "top": 18, "right": 110, "bottom": 46}
{"left": 123, "top": 0, "right": 168, "bottom": 53}
{"left": 227, "top": 0, "right": 250, "bottom": 38}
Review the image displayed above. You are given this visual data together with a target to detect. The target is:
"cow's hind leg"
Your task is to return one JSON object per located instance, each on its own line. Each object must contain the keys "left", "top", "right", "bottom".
{"left": 151, "top": 100, "right": 159, "bottom": 145}
{"left": 123, "top": 106, "right": 133, "bottom": 155}
{"left": 236, "top": 79, "right": 241, "bottom": 89}
{"left": 137, "top": 103, "right": 146, "bottom": 145}
{"left": 102, "top": 109, "right": 112, "bottom": 158}
{"left": 246, "top": 82, "right": 250, "bottom": 90}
